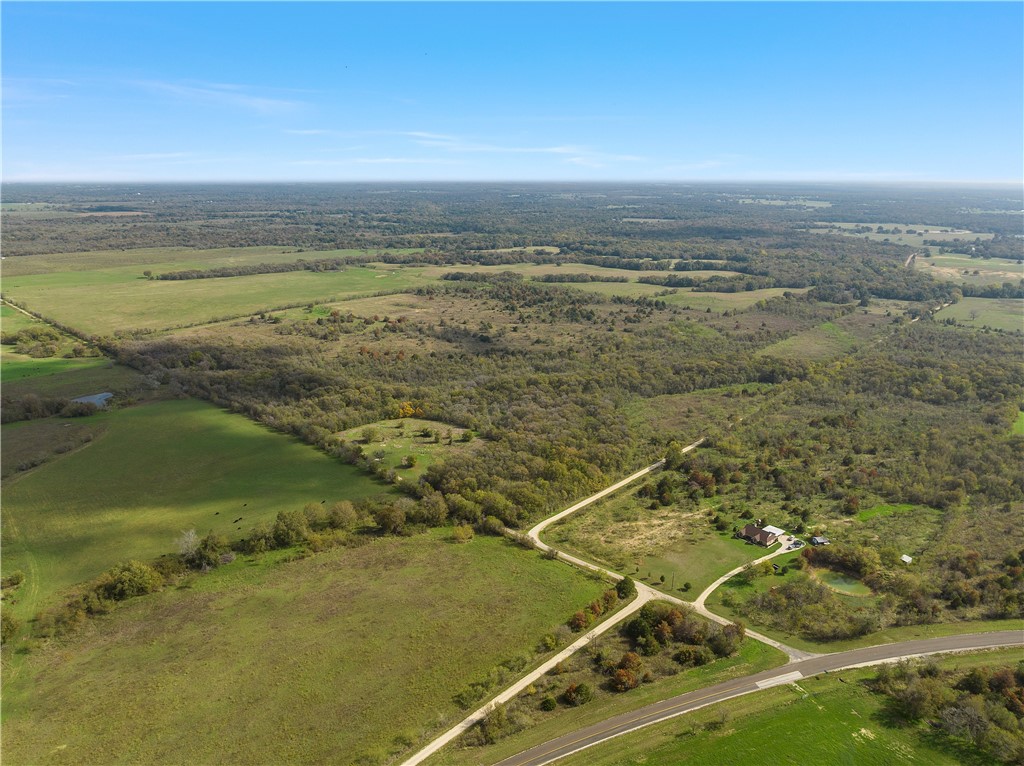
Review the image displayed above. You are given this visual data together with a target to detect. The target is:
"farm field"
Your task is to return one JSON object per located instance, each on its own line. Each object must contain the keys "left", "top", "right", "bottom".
{"left": 0, "top": 346, "right": 112, "bottom": 385}
{"left": 917, "top": 252, "right": 1023, "bottom": 286}
{"left": 817, "top": 221, "right": 995, "bottom": 248}
{"left": 1, "top": 399, "right": 392, "bottom": 620}
{"left": 558, "top": 648, "right": 1024, "bottom": 766}
{"left": 1, "top": 529, "right": 610, "bottom": 766}
{"left": 0, "top": 354, "right": 142, "bottom": 400}
{"left": 543, "top": 490, "right": 769, "bottom": 598}
{"left": 935, "top": 297, "right": 1023, "bottom": 333}
{"left": 2, "top": 262, "right": 434, "bottom": 336}
{"left": 336, "top": 418, "right": 478, "bottom": 481}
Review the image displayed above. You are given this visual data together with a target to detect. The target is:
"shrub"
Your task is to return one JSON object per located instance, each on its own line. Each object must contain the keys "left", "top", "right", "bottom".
{"left": 616, "top": 577, "right": 637, "bottom": 599}
{"left": 539, "top": 696, "right": 557, "bottom": 711}
{"left": 1, "top": 611, "right": 20, "bottom": 644}
{"left": 1, "top": 571, "right": 25, "bottom": 589}
{"left": 452, "top": 524, "right": 475, "bottom": 543}
{"left": 563, "top": 682, "right": 593, "bottom": 706}
{"left": 568, "top": 610, "right": 592, "bottom": 632}
{"left": 611, "top": 669, "right": 639, "bottom": 692}
{"left": 673, "top": 644, "right": 714, "bottom": 667}
{"left": 97, "top": 561, "right": 164, "bottom": 601}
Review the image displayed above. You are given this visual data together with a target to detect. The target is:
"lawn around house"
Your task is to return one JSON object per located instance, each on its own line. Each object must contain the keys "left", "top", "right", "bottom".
{"left": 1, "top": 398, "right": 393, "bottom": 621}
{"left": 1, "top": 529, "right": 610, "bottom": 766}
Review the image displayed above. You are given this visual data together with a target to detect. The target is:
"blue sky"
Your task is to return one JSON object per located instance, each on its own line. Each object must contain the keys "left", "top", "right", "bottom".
{"left": 3, "top": 2, "right": 1022, "bottom": 182}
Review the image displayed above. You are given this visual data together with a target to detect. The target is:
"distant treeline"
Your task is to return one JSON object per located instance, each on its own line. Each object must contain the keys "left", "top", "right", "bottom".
{"left": 531, "top": 273, "right": 629, "bottom": 283}
{"left": 154, "top": 257, "right": 359, "bottom": 280}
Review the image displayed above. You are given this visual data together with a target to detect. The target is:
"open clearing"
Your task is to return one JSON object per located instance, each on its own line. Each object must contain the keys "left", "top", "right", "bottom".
{"left": 1, "top": 399, "right": 392, "bottom": 619}
{"left": 336, "top": 417, "right": 478, "bottom": 481}
{"left": 543, "top": 490, "right": 768, "bottom": 598}
{"left": 816, "top": 222, "right": 995, "bottom": 249}
{"left": 917, "top": 252, "right": 1023, "bottom": 286}
{"left": 935, "top": 297, "right": 1022, "bottom": 333}
{"left": 1, "top": 530, "right": 609, "bottom": 766}
{"left": 558, "top": 648, "right": 1023, "bottom": 766}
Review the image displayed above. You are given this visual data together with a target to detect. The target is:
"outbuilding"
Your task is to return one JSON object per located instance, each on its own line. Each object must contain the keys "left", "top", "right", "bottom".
{"left": 900, "top": 554, "right": 913, "bottom": 564}
{"left": 811, "top": 536, "right": 831, "bottom": 546}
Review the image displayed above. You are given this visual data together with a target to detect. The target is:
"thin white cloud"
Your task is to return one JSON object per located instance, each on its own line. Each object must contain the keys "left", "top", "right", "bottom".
{"left": 135, "top": 80, "right": 304, "bottom": 114}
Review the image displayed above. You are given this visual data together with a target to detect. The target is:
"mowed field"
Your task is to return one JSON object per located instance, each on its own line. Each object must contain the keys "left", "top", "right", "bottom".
{"left": 1, "top": 247, "right": 428, "bottom": 335}
{"left": 917, "top": 252, "right": 1023, "bottom": 286}
{"left": 1, "top": 529, "right": 610, "bottom": 766}
{"left": 1, "top": 399, "right": 392, "bottom": 620}
{"left": 559, "top": 648, "right": 1024, "bottom": 766}
{"left": 935, "top": 297, "right": 1023, "bottom": 333}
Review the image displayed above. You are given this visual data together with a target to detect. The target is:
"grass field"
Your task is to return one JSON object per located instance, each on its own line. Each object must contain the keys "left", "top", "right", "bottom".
{"left": 756, "top": 320, "right": 858, "bottom": 360}
{"left": 935, "top": 297, "right": 1023, "bottom": 333}
{"left": 434, "top": 638, "right": 787, "bottom": 766}
{"left": 1, "top": 529, "right": 610, "bottom": 766}
{"left": 856, "top": 502, "right": 917, "bottom": 522}
{"left": 558, "top": 647, "right": 1023, "bottom": 766}
{"left": 2, "top": 263, "right": 434, "bottom": 336}
{"left": 1, "top": 399, "right": 393, "bottom": 620}
{"left": 1014, "top": 411, "right": 1024, "bottom": 435}
{"left": 336, "top": 418, "right": 478, "bottom": 481}
{"left": 816, "top": 569, "right": 873, "bottom": 597}
{"left": 1, "top": 302, "right": 45, "bottom": 334}
{"left": 0, "top": 418, "right": 109, "bottom": 480}
{"left": 819, "top": 222, "right": 995, "bottom": 248}
{"left": 543, "top": 491, "right": 768, "bottom": 599}
{"left": 918, "top": 253, "right": 1023, "bottom": 286}
{"left": 622, "top": 385, "right": 772, "bottom": 446}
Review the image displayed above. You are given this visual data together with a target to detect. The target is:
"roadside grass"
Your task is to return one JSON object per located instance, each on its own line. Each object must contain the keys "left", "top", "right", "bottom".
{"left": 935, "top": 297, "right": 1023, "bottom": 333}
{"left": 336, "top": 417, "right": 478, "bottom": 481}
{"left": 543, "top": 492, "right": 769, "bottom": 599}
{"left": 557, "top": 647, "right": 1024, "bottom": 766}
{"left": 1, "top": 529, "right": 609, "bottom": 766}
{"left": 1, "top": 398, "right": 393, "bottom": 620}
{"left": 433, "top": 636, "right": 787, "bottom": 766}
{"left": 2, "top": 264, "right": 435, "bottom": 336}
{"left": 755, "top": 320, "right": 858, "bottom": 360}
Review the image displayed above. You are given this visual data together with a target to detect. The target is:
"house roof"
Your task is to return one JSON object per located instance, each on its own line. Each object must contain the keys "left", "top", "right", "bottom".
{"left": 900, "top": 554, "right": 913, "bottom": 564}
{"left": 762, "top": 525, "right": 785, "bottom": 536}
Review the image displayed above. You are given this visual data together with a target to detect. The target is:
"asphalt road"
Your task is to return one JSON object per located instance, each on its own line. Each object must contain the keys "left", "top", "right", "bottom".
{"left": 495, "top": 630, "right": 1024, "bottom": 766}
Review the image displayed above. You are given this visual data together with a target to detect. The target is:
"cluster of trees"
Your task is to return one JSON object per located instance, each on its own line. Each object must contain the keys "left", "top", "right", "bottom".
{"left": 872, "top": 660, "right": 1024, "bottom": 763}
{"left": 153, "top": 256, "right": 358, "bottom": 280}
{"left": 531, "top": 273, "right": 629, "bottom": 283}
{"left": 1, "top": 393, "right": 97, "bottom": 424}
{"left": 621, "top": 602, "right": 745, "bottom": 663}
{"left": 738, "top": 574, "right": 881, "bottom": 641}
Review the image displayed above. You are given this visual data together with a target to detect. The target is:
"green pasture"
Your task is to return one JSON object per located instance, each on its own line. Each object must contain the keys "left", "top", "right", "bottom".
{"left": 1014, "top": 411, "right": 1024, "bottom": 435}
{"left": 756, "top": 320, "right": 858, "bottom": 360}
{"left": 336, "top": 418, "right": 478, "bottom": 481}
{"left": 434, "top": 638, "right": 787, "bottom": 766}
{"left": 560, "top": 648, "right": 1024, "bottom": 766}
{"left": 918, "top": 252, "right": 1022, "bottom": 286}
{"left": 2, "top": 529, "right": 609, "bottom": 766}
{"left": 935, "top": 297, "right": 1023, "bottom": 332}
{"left": 1, "top": 246, "right": 419, "bottom": 277}
{"left": 0, "top": 356, "right": 141, "bottom": 400}
{"left": 0, "top": 347, "right": 112, "bottom": 385}
{"left": 2, "top": 264, "right": 432, "bottom": 336}
{"left": 1, "top": 303, "right": 44, "bottom": 334}
{"left": 1, "top": 399, "right": 392, "bottom": 619}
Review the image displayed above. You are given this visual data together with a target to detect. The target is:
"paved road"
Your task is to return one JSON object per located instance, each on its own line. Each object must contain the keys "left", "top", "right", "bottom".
{"left": 496, "top": 630, "right": 1024, "bottom": 766}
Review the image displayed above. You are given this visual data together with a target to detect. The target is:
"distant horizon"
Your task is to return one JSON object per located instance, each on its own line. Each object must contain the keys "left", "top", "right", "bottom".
{"left": 4, "top": 2, "right": 1021, "bottom": 184}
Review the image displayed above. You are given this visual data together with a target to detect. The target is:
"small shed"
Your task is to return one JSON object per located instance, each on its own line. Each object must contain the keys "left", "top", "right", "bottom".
{"left": 811, "top": 536, "right": 831, "bottom": 546}
{"left": 900, "top": 554, "right": 913, "bottom": 564}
